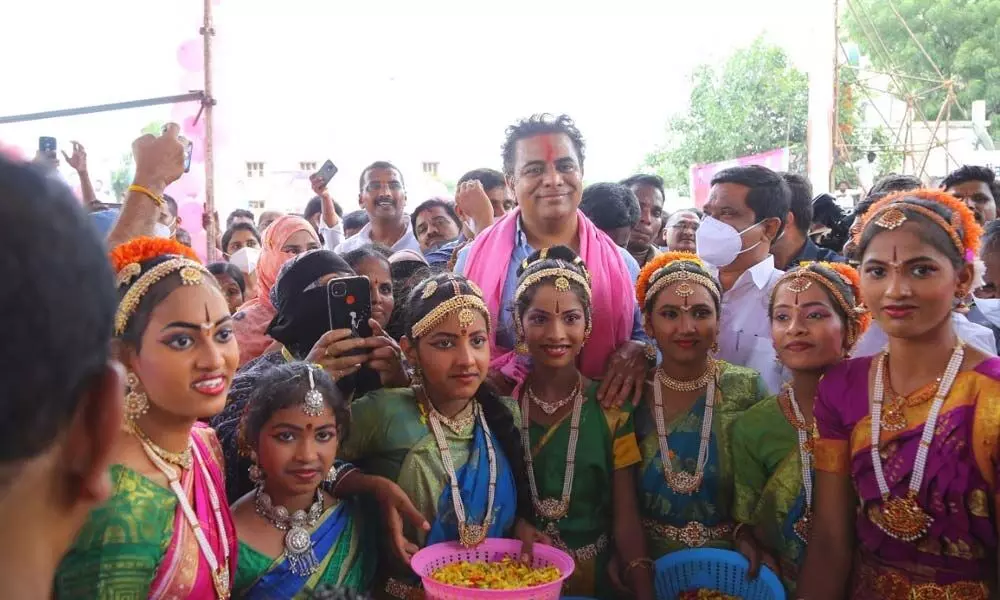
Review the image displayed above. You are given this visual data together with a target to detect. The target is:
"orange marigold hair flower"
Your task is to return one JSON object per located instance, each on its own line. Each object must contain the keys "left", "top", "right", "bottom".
{"left": 858, "top": 189, "right": 983, "bottom": 260}
{"left": 636, "top": 251, "right": 704, "bottom": 307}
{"left": 821, "top": 261, "right": 872, "bottom": 335}
{"left": 110, "top": 237, "right": 201, "bottom": 275}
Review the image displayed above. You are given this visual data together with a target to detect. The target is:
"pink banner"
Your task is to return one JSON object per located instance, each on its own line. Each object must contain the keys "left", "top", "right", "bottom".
{"left": 689, "top": 148, "right": 790, "bottom": 208}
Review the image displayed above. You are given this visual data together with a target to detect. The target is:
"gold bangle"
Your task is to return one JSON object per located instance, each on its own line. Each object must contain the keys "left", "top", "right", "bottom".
{"left": 623, "top": 557, "right": 654, "bottom": 579}
{"left": 127, "top": 184, "right": 165, "bottom": 207}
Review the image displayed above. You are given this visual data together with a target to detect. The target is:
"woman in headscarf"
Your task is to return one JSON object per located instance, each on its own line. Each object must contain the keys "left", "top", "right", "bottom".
{"left": 215, "top": 249, "right": 407, "bottom": 503}
{"left": 233, "top": 215, "right": 321, "bottom": 365}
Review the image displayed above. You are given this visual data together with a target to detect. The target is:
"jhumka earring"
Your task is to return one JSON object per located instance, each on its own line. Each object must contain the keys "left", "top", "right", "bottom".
{"left": 248, "top": 451, "right": 265, "bottom": 485}
{"left": 515, "top": 339, "right": 530, "bottom": 355}
{"left": 710, "top": 341, "right": 720, "bottom": 354}
{"left": 412, "top": 365, "right": 424, "bottom": 386}
{"left": 643, "top": 342, "right": 658, "bottom": 364}
{"left": 124, "top": 372, "right": 149, "bottom": 429}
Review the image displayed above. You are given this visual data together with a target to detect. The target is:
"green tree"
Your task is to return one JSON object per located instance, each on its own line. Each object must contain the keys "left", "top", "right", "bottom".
{"left": 108, "top": 120, "right": 166, "bottom": 201}
{"left": 842, "top": 0, "right": 1000, "bottom": 137}
{"left": 643, "top": 37, "right": 809, "bottom": 194}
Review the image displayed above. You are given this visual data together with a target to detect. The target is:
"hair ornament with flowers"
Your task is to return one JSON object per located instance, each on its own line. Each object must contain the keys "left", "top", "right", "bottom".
{"left": 855, "top": 189, "right": 983, "bottom": 261}
{"left": 110, "top": 237, "right": 201, "bottom": 278}
{"left": 110, "top": 237, "right": 211, "bottom": 336}
{"left": 637, "top": 251, "right": 718, "bottom": 309}
{"left": 773, "top": 261, "right": 871, "bottom": 349}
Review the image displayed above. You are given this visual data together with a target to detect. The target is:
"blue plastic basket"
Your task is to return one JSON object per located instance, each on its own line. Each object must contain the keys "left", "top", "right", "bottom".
{"left": 654, "top": 548, "right": 785, "bottom": 599}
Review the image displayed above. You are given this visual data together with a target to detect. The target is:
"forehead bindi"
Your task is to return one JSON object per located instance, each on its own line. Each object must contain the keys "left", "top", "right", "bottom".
{"left": 530, "top": 284, "right": 584, "bottom": 313}
{"left": 773, "top": 282, "right": 833, "bottom": 309}
{"left": 862, "top": 224, "right": 950, "bottom": 264}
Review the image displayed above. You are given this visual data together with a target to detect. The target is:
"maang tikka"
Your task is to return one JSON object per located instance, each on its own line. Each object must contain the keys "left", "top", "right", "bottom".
{"left": 302, "top": 366, "right": 324, "bottom": 417}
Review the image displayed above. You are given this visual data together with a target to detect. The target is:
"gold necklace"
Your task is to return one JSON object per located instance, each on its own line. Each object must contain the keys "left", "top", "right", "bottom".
{"left": 132, "top": 425, "right": 193, "bottom": 469}
{"left": 652, "top": 362, "right": 717, "bottom": 494}
{"left": 426, "top": 401, "right": 497, "bottom": 547}
{"left": 525, "top": 378, "right": 581, "bottom": 415}
{"left": 519, "top": 379, "right": 584, "bottom": 521}
{"left": 656, "top": 359, "right": 717, "bottom": 392}
{"left": 869, "top": 345, "right": 964, "bottom": 542}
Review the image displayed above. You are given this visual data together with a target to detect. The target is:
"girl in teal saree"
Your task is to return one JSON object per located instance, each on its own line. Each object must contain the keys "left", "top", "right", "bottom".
{"left": 231, "top": 362, "right": 373, "bottom": 599}
{"left": 632, "top": 252, "right": 768, "bottom": 559}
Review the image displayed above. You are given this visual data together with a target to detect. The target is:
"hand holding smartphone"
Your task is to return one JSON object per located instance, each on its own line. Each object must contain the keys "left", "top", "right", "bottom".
{"left": 311, "top": 160, "right": 338, "bottom": 193}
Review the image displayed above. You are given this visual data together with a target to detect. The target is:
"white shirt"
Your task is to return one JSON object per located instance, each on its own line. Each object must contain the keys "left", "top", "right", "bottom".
{"left": 319, "top": 222, "right": 344, "bottom": 252}
{"left": 333, "top": 218, "right": 421, "bottom": 254}
{"left": 853, "top": 312, "right": 998, "bottom": 357}
{"left": 713, "top": 254, "right": 787, "bottom": 394}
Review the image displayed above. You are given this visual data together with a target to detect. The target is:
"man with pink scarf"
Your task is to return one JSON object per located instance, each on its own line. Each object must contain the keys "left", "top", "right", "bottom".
{"left": 454, "top": 114, "right": 650, "bottom": 405}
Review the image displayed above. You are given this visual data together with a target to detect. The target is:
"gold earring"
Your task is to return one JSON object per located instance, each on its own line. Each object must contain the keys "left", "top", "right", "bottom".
{"left": 248, "top": 451, "right": 264, "bottom": 485}
{"left": 643, "top": 342, "right": 658, "bottom": 364}
{"left": 711, "top": 341, "right": 720, "bottom": 354}
{"left": 124, "top": 372, "right": 149, "bottom": 430}
{"left": 515, "top": 339, "right": 530, "bottom": 355}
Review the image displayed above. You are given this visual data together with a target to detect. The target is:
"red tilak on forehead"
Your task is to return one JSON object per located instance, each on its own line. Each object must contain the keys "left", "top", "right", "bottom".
{"left": 543, "top": 136, "right": 556, "bottom": 163}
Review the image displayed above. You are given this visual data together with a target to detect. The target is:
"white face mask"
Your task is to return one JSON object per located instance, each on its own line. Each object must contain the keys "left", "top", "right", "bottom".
{"left": 976, "top": 298, "right": 1000, "bottom": 328}
{"left": 695, "top": 215, "right": 764, "bottom": 268}
{"left": 153, "top": 222, "right": 173, "bottom": 239}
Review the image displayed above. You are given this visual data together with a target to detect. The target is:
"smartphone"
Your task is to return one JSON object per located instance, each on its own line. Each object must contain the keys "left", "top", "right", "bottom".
{"left": 327, "top": 276, "right": 373, "bottom": 344}
{"left": 161, "top": 125, "right": 193, "bottom": 172}
{"left": 313, "top": 159, "right": 338, "bottom": 188}
{"left": 38, "top": 136, "right": 56, "bottom": 158}
{"left": 182, "top": 138, "right": 193, "bottom": 173}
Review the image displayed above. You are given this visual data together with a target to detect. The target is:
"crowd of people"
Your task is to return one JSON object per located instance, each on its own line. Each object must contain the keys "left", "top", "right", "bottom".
{"left": 3, "top": 112, "right": 1000, "bottom": 600}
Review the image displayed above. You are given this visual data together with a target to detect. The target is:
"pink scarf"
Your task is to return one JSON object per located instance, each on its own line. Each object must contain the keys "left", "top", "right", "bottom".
{"left": 464, "top": 208, "right": 634, "bottom": 391}
{"left": 149, "top": 423, "right": 237, "bottom": 599}
{"left": 233, "top": 215, "right": 317, "bottom": 365}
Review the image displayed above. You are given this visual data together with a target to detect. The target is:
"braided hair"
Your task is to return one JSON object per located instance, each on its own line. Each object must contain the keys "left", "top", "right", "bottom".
{"left": 405, "top": 272, "right": 532, "bottom": 520}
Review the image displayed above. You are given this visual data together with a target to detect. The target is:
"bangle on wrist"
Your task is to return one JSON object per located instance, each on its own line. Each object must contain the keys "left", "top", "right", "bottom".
{"left": 623, "top": 557, "right": 654, "bottom": 580}
{"left": 127, "top": 184, "right": 165, "bottom": 207}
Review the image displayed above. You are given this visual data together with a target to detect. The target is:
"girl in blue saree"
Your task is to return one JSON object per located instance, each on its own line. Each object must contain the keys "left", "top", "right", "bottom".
{"left": 339, "top": 273, "right": 541, "bottom": 600}
{"left": 231, "top": 362, "right": 373, "bottom": 599}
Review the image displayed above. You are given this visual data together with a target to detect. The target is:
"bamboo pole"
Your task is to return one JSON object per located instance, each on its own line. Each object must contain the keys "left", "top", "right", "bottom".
{"left": 202, "top": 0, "right": 217, "bottom": 261}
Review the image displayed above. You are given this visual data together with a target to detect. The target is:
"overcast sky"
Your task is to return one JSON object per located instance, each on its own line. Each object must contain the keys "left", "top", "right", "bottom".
{"left": 0, "top": 0, "right": 830, "bottom": 213}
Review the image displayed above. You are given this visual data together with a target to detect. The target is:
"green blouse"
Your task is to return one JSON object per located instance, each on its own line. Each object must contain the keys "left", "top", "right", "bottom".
{"left": 54, "top": 464, "right": 175, "bottom": 599}
{"left": 634, "top": 361, "right": 768, "bottom": 558}
{"left": 731, "top": 394, "right": 806, "bottom": 591}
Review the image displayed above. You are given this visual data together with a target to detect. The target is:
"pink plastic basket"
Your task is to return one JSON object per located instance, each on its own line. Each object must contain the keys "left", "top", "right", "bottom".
{"left": 410, "top": 538, "right": 576, "bottom": 600}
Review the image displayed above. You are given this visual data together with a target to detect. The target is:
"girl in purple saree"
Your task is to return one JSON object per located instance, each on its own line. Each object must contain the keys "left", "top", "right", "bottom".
{"left": 798, "top": 191, "right": 1000, "bottom": 600}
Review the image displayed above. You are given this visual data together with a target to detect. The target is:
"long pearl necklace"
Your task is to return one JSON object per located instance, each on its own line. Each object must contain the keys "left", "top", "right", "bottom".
{"left": 519, "top": 377, "right": 584, "bottom": 521}
{"left": 652, "top": 361, "right": 717, "bottom": 495}
{"left": 426, "top": 399, "right": 497, "bottom": 547}
{"left": 784, "top": 386, "right": 814, "bottom": 542}
{"left": 139, "top": 436, "right": 231, "bottom": 599}
{"left": 869, "top": 344, "right": 964, "bottom": 542}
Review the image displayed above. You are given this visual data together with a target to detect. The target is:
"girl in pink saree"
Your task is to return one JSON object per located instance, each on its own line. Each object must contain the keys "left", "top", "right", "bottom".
{"left": 55, "top": 238, "right": 240, "bottom": 599}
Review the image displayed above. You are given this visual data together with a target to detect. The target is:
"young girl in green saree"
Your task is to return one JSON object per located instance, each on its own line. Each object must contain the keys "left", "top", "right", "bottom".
{"left": 339, "top": 273, "right": 542, "bottom": 600}
{"left": 731, "top": 261, "right": 869, "bottom": 593}
{"left": 231, "top": 362, "right": 373, "bottom": 599}
{"left": 511, "top": 246, "right": 654, "bottom": 600}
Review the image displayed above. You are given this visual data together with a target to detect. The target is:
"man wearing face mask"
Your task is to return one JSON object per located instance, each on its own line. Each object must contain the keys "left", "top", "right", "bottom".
{"left": 971, "top": 221, "right": 1000, "bottom": 348}
{"left": 156, "top": 193, "right": 180, "bottom": 239}
{"left": 698, "top": 165, "right": 790, "bottom": 394}
{"left": 334, "top": 161, "right": 421, "bottom": 254}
